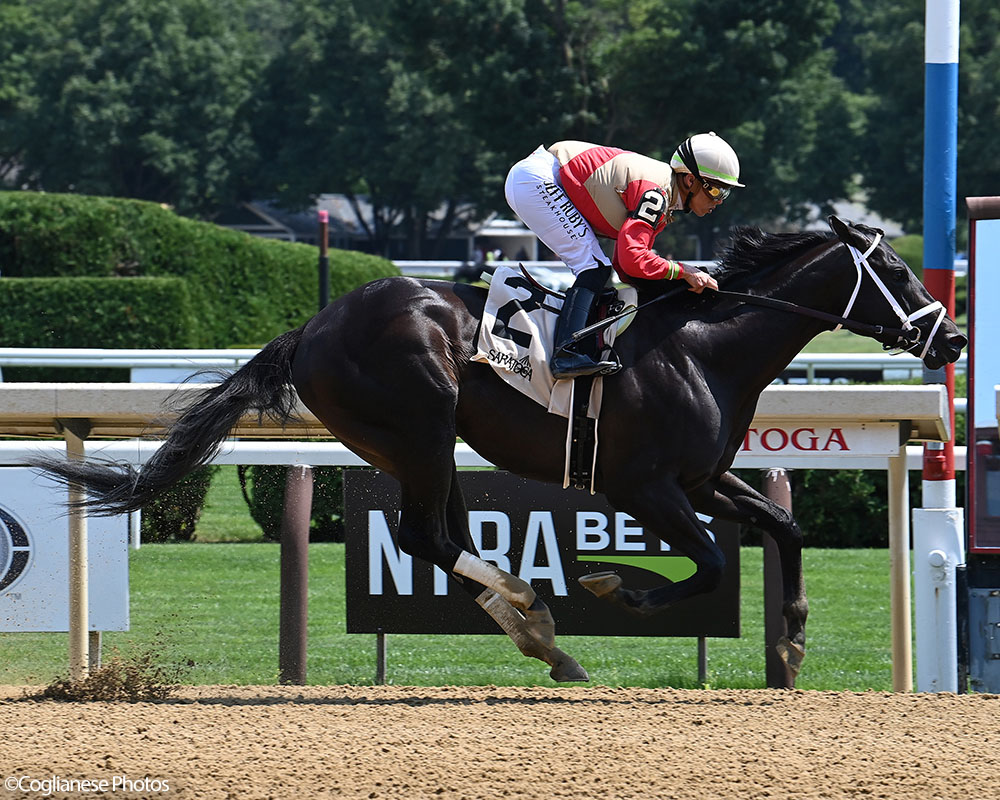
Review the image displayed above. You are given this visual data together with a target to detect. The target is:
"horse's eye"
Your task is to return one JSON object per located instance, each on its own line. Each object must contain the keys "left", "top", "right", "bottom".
{"left": 891, "top": 267, "right": 908, "bottom": 283}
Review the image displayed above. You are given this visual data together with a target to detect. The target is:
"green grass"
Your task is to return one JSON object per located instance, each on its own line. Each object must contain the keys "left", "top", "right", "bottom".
{"left": 799, "top": 329, "right": 889, "bottom": 354}
{"left": 0, "top": 542, "right": 902, "bottom": 690}
{"left": 194, "top": 465, "right": 266, "bottom": 542}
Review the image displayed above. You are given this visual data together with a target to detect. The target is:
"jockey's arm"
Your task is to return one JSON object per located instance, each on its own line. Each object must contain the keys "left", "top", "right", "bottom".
{"left": 613, "top": 184, "right": 718, "bottom": 292}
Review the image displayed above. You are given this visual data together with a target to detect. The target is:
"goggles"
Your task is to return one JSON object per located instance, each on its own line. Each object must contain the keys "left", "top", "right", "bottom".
{"left": 699, "top": 178, "right": 731, "bottom": 201}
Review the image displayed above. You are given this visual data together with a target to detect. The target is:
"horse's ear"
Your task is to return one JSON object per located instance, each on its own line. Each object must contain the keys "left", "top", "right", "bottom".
{"left": 827, "top": 215, "right": 868, "bottom": 250}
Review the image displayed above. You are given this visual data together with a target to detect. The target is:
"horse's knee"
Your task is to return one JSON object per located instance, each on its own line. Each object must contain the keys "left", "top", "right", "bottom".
{"left": 768, "top": 507, "right": 803, "bottom": 547}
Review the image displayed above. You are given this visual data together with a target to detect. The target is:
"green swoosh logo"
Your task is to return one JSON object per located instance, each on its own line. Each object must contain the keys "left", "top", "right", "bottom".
{"left": 577, "top": 555, "right": 696, "bottom": 582}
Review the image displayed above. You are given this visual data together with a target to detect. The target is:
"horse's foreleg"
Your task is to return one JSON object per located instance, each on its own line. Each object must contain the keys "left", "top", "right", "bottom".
{"left": 474, "top": 589, "right": 588, "bottom": 682}
{"left": 689, "top": 472, "right": 808, "bottom": 676}
{"left": 581, "top": 480, "right": 726, "bottom": 617}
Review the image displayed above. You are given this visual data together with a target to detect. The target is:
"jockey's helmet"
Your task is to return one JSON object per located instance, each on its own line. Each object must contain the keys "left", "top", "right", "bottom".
{"left": 670, "top": 132, "right": 745, "bottom": 189}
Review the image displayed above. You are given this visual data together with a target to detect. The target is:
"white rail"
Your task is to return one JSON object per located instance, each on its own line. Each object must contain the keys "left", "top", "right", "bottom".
{"left": 394, "top": 259, "right": 970, "bottom": 278}
{"left": 0, "top": 439, "right": 966, "bottom": 471}
{"left": 0, "top": 347, "right": 968, "bottom": 387}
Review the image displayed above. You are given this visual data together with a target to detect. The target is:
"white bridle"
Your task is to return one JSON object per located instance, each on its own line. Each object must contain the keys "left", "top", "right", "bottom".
{"left": 835, "top": 232, "right": 946, "bottom": 360}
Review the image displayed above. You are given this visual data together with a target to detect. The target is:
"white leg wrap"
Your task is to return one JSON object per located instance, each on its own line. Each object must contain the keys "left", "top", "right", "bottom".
{"left": 475, "top": 589, "right": 546, "bottom": 659}
{"left": 455, "top": 551, "right": 535, "bottom": 610}
{"left": 475, "top": 589, "right": 588, "bottom": 682}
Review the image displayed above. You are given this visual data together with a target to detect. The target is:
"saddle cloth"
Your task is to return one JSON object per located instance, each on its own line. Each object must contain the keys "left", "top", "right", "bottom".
{"left": 471, "top": 265, "right": 636, "bottom": 419}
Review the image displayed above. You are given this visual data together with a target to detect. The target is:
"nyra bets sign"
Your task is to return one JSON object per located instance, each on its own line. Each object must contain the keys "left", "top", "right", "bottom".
{"left": 344, "top": 471, "right": 739, "bottom": 638}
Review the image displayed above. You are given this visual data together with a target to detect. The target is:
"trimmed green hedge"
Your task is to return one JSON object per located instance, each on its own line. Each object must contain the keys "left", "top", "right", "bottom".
{"left": 0, "top": 276, "right": 199, "bottom": 348}
{"left": 239, "top": 465, "right": 344, "bottom": 542}
{"left": 140, "top": 467, "right": 220, "bottom": 543}
{"left": 0, "top": 191, "right": 398, "bottom": 347}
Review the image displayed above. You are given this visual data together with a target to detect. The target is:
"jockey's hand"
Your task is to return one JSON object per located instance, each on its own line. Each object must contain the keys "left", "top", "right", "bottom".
{"left": 681, "top": 266, "right": 719, "bottom": 293}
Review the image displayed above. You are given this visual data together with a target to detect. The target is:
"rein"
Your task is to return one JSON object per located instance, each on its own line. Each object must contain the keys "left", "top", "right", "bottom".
{"left": 568, "top": 234, "right": 937, "bottom": 353}
{"left": 570, "top": 285, "right": 918, "bottom": 346}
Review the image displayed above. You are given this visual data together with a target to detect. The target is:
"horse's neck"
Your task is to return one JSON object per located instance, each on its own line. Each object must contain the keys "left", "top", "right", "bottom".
{"left": 688, "top": 307, "right": 827, "bottom": 396}
{"left": 640, "top": 242, "right": 853, "bottom": 393}
{"left": 719, "top": 243, "right": 858, "bottom": 386}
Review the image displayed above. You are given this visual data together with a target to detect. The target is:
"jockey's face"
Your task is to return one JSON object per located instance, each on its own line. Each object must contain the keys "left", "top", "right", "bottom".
{"left": 684, "top": 173, "right": 725, "bottom": 216}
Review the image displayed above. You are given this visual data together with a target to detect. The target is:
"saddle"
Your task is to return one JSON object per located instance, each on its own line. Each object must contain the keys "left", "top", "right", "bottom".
{"left": 472, "top": 265, "right": 637, "bottom": 492}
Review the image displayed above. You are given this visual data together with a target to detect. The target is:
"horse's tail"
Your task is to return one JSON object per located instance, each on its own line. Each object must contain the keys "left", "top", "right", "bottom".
{"left": 31, "top": 327, "right": 305, "bottom": 516}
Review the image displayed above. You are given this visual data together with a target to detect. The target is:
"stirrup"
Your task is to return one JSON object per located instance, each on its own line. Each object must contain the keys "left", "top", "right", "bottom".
{"left": 551, "top": 347, "right": 619, "bottom": 380}
{"left": 599, "top": 361, "right": 622, "bottom": 376}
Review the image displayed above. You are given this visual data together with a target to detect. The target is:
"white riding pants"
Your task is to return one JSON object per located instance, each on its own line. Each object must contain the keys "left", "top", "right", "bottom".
{"left": 504, "top": 145, "right": 611, "bottom": 275}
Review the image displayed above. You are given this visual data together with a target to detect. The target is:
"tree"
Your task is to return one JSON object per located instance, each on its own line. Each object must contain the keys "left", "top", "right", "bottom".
{"left": 0, "top": 1, "right": 44, "bottom": 185}
{"left": 584, "top": 0, "right": 863, "bottom": 256}
{"left": 10, "top": 0, "right": 261, "bottom": 215}
{"left": 250, "top": 0, "right": 578, "bottom": 257}
{"left": 842, "top": 0, "right": 1000, "bottom": 232}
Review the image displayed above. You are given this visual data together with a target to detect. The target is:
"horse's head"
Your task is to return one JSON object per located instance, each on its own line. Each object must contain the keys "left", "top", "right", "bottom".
{"left": 828, "top": 215, "right": 967, "bottom": 370}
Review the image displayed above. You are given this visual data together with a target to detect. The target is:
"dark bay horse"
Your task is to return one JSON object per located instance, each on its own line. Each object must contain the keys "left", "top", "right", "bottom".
{"left": 34, "top": 216, "right": 966, "bottom": 683}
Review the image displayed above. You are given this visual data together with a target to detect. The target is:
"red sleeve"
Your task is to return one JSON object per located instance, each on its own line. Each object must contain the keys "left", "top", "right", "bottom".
{"left": 612, "top": 179, "right": 682, "bottom": 281}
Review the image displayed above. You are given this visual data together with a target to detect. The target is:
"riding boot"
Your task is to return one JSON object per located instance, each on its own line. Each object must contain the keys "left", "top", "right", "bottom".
{"left": 550, "top": 286, "right": 620, "bottom": 380}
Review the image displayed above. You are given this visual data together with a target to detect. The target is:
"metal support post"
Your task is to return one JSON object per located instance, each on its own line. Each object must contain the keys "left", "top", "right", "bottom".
{"left": 279, "top": 465, "right": 312, "bottom": 685}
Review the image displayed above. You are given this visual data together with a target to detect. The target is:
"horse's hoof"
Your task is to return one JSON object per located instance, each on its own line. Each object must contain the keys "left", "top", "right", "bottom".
{"left": 578, "top": 571, "right": 622, "bottom": 598}
{"left": 776, "top": 636, "right": 805, "bottom": 678}
{"left": 548, "top": 649, "right": 589, "bottom": 683}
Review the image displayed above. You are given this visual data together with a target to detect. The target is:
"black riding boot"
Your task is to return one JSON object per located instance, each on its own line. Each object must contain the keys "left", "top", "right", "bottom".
{"left": 550, "top": 285, "right": 620, "bottom": 380}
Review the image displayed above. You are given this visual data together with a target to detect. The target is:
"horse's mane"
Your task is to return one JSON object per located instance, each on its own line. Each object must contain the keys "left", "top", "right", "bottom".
{"left": 625, "top": 226, "right": 836, "bottom": 305}
{"left": 712, "top": 226, "right": 832, "bottom": 287}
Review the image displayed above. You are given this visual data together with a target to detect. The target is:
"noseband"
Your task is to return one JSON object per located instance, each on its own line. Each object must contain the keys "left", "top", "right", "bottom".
{"left": 837, "top": 232, "right": 946, "bottom": 360}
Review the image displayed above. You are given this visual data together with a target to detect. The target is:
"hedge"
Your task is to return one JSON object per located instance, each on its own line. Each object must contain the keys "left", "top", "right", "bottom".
{"left": 239, "top": 465, "right": 344, "bottom": 542}
{"left": 0, "top": 190, "right": 399, "bottom": 541}
{"left": 140, "top": 467, "right": 219, "bottom": 543}
{"left": 0, "top": 276, "right": 199, "bottom": 348}
{"left": 0, "top": 191, "right": 399, "bottom": 347}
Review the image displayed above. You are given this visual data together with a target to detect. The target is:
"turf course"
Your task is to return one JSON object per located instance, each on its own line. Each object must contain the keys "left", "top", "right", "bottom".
{"left": 0, "top": 540, "right": 900, "bottom": 690}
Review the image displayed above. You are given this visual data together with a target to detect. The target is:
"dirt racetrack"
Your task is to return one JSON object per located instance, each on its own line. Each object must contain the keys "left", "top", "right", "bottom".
{"left": 2, "top": 684, "right": 999, "bottom": 800}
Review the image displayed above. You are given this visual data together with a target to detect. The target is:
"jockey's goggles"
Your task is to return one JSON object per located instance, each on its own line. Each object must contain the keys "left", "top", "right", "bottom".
{"left": 699, "top": 178, "right": 731, "bottom": 201}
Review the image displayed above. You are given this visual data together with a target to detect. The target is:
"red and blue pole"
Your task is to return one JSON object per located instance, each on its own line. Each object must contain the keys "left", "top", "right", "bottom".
{"left": 922, "top": 0, "right": 960, "bottom": 508}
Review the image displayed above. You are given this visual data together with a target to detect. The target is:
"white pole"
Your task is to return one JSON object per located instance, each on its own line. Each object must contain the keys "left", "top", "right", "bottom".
{"left": 65, "top": 428, "right": 89, "bottom": 680}
{"left": 913, "top": 507, "right": 964, "bottom": 691}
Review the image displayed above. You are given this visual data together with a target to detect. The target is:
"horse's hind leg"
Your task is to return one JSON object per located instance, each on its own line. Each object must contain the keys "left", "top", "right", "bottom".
{"left": 442, "top": 468, "right": 587, "bottom": 682}
{"left": 390, "top": 432, "right": 585, "bottom": 681}
{"left": 689, "top": 471, "right": 808, "bottom": 676}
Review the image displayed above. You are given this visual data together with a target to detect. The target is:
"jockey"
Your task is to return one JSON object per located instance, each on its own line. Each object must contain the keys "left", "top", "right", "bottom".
{"left": 504, "top": 132, "right": 744, "bottom": 380}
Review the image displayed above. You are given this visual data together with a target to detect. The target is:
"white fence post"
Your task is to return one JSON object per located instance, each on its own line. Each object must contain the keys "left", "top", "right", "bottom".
{"left": 913, "top": 507, "right": 965, "bottom": 692}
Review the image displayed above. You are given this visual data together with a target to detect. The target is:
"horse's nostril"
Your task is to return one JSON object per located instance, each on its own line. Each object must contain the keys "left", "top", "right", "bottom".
{"left": 948, "top": 333, "right": 968, "bottom": 350}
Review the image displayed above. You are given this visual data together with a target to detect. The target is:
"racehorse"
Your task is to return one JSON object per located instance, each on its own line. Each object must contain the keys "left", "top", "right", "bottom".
{"left": 33, "top": 216, "right": 966, "bottom": 683}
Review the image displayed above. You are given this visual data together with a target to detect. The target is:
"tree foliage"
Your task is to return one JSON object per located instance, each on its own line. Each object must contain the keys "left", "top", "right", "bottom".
{"left": 2, "top": 0, "right": 260, "bottom": 215}
{"left": 837, "top": 0, "right": 1000, "bottom": 231}
{"left": 248, "top": 0, "right": 578, "bottom": 256}
{"left": 2, "top": 0, "right": 997, "bottom": 253}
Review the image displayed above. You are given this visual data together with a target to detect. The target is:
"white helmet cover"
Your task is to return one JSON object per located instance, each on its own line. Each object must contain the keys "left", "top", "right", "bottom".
{"left": 670, "top": 131, "right": 745, "bottom": 188}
